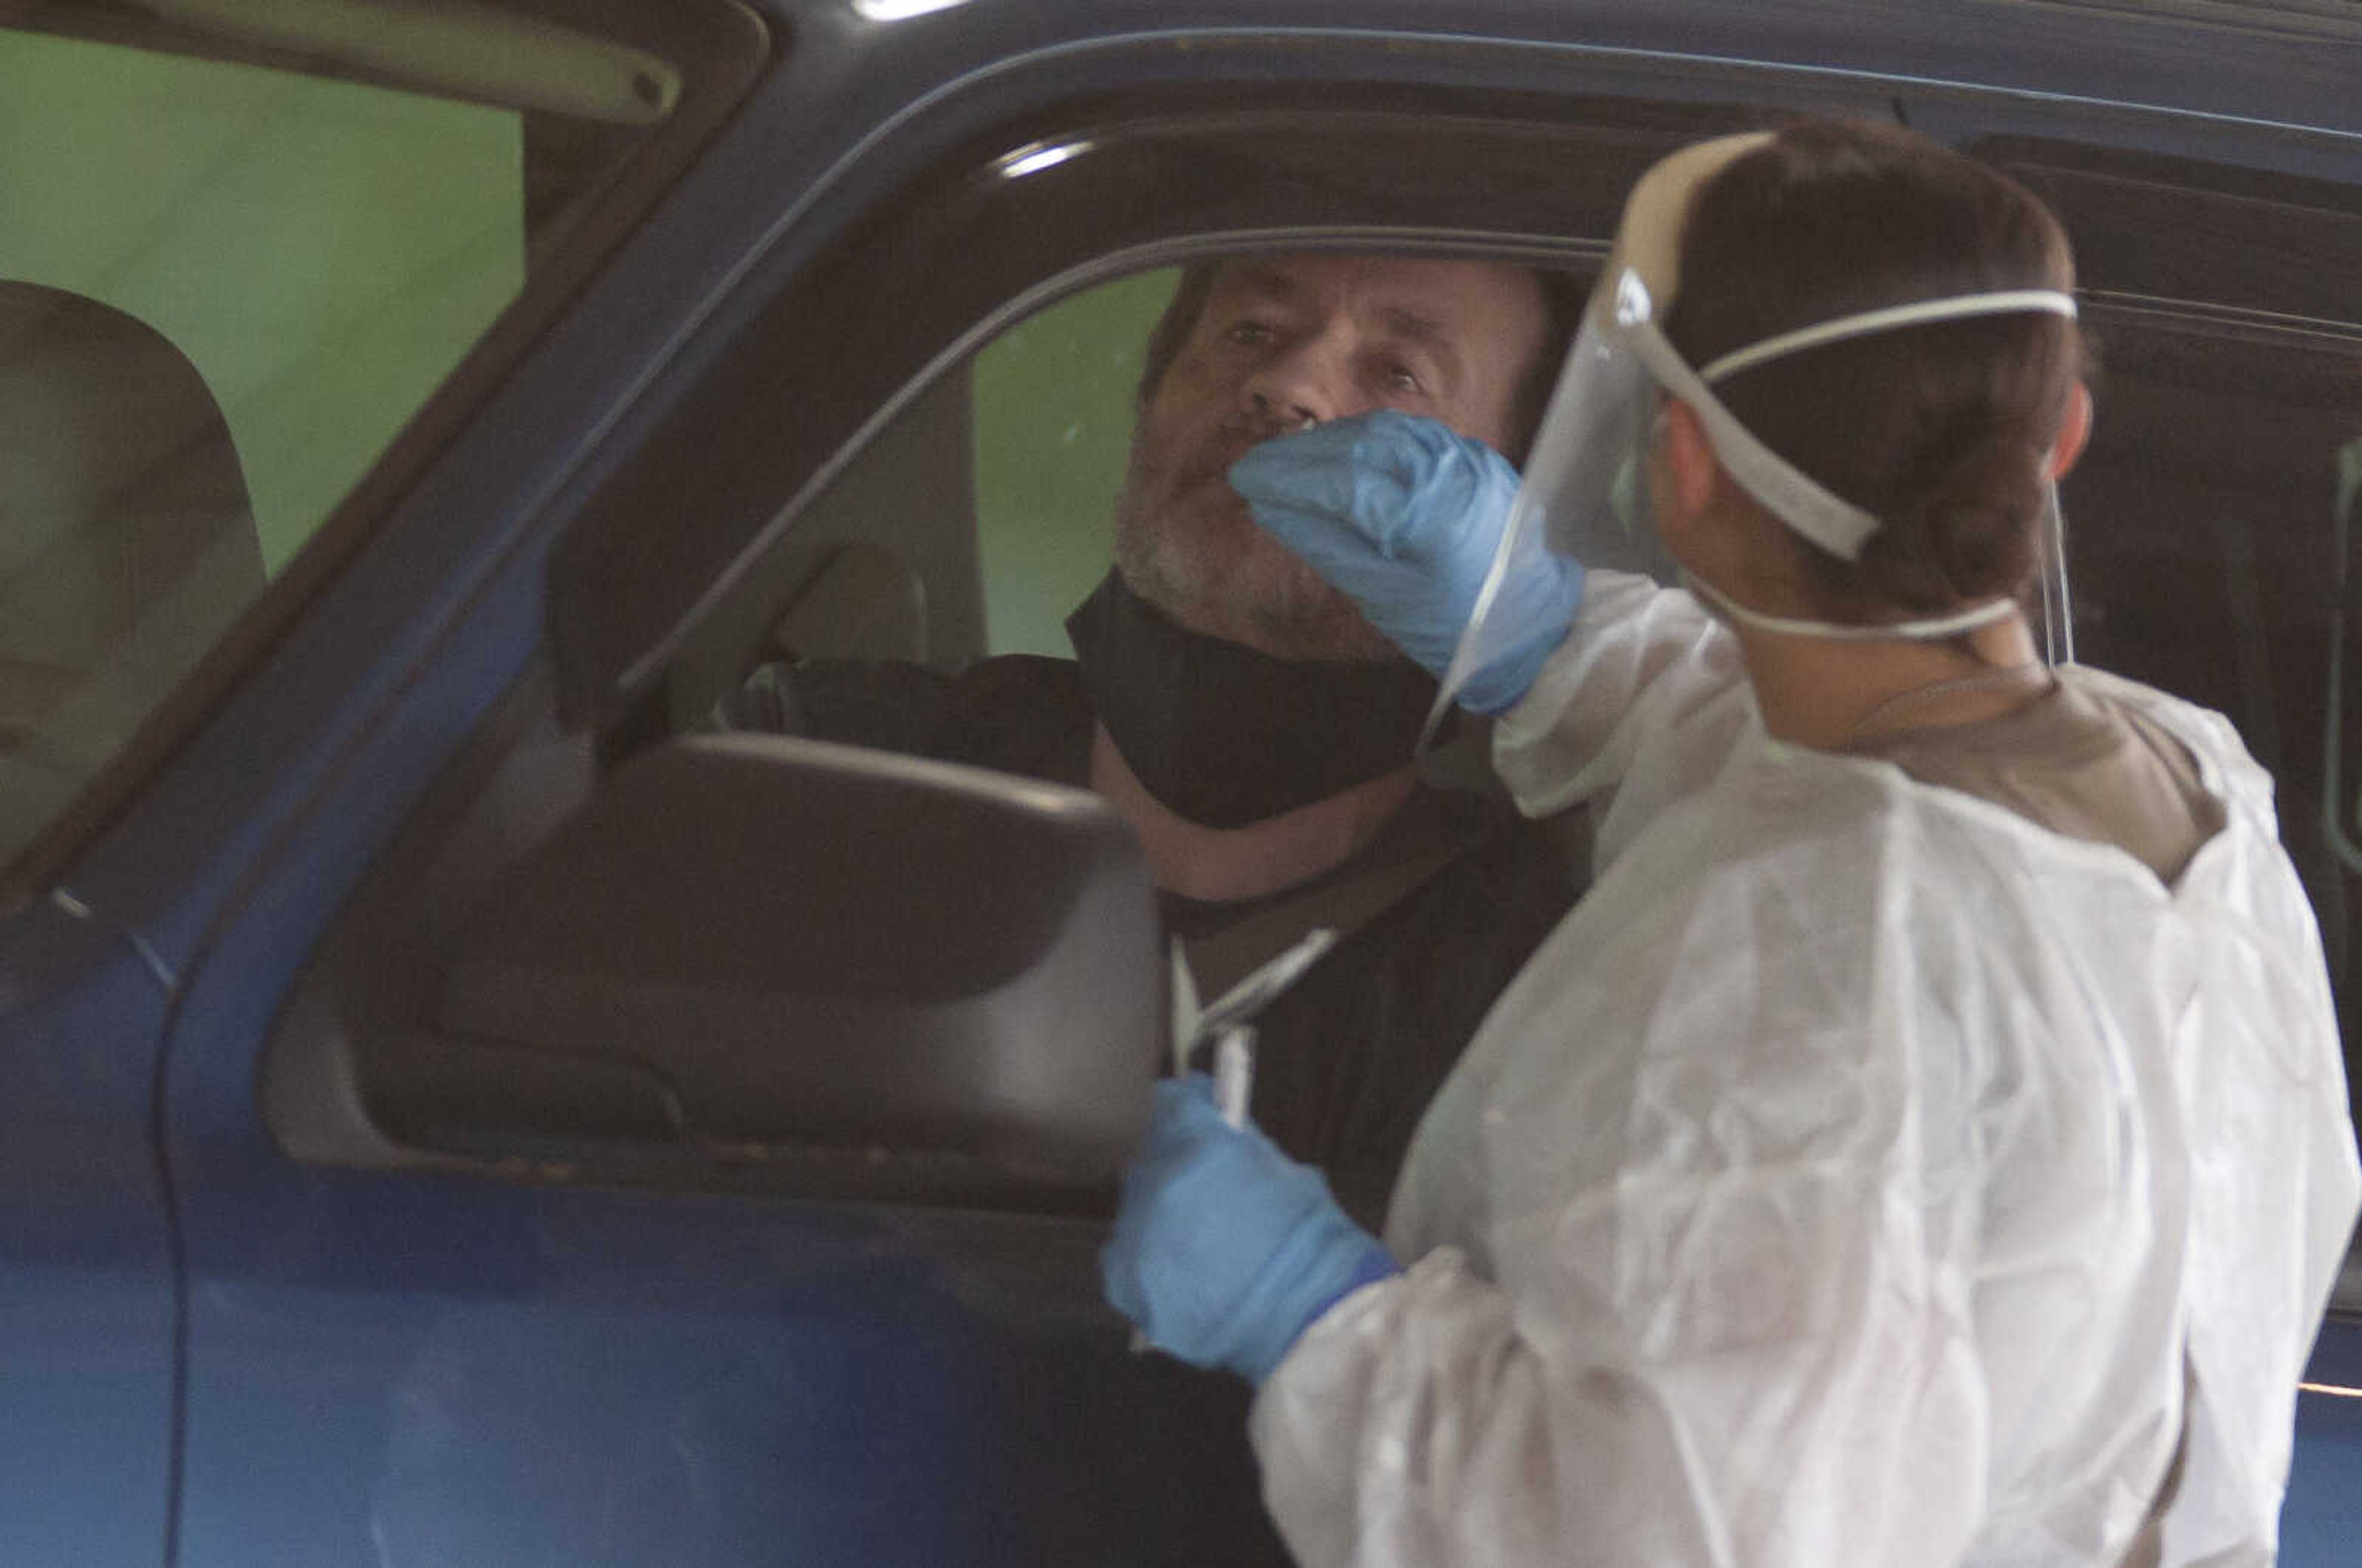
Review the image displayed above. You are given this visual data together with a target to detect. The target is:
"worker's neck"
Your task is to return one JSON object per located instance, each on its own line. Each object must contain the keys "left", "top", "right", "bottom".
{"left": 1089, "top": 724, "right": 1417, "bottom": 902}
{"left": 1738, "top": 613, "right": 2049, "bottom": 750}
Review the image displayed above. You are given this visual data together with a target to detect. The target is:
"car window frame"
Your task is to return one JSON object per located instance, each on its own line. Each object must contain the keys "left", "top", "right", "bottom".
{"left": 545, "top": 86, "right": 1827, "bottom": 747}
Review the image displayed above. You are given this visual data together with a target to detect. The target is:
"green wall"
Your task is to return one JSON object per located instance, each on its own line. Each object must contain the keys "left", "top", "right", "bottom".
{"left": 0, "top": 28, "right": 524, "bottom": 573}
{"left": 971, "top": 268, "right": 1178, "bottom": 658}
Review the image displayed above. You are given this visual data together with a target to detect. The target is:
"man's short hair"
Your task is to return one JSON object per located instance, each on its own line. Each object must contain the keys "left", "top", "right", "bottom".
{"left": 1132, "top": 256, "right": 1585, "bottom": 466}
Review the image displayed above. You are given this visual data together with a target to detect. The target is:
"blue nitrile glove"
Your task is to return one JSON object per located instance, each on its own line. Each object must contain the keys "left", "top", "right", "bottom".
{"left": 1102, "top": 1077, "right": 1399, "bottom": 1384}
{"left": 1228, "top": 408, "right": 1584, "bottom": 714}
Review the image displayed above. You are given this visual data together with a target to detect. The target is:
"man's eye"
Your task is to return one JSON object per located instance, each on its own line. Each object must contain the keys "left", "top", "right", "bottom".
{"left": 1227, "top": 320, "right": 1276, "bottom": 347}
{"left": 1383, "top": 363, "right": 1426, "bottom": 394}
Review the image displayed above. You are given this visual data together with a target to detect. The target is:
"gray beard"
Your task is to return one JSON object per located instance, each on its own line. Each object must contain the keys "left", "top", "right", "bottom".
{"left": 1109, "top": 475, "right": 1392, "bottom": 664}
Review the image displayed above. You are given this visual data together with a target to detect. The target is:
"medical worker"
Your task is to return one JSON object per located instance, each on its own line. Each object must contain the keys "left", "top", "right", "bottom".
{"left": 1100, "top": 119, "right": 2361, "bottom": 1567}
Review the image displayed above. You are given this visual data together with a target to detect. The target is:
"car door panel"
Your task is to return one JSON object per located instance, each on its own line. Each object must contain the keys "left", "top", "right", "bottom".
{"left": 0, "top": 900, "right": 176, "bottom": 1566}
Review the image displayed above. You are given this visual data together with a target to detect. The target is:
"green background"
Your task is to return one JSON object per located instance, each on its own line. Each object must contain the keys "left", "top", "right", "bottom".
{"left": 971, "top": 268, "right": 1178, "bottom": 657}
{"left": 0, "top": 27, "right": 523, "bottom": 573}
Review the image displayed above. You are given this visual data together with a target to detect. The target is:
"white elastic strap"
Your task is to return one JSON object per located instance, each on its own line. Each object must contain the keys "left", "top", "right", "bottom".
{"left": 1699, "top": 289, "right": 2078, "bottom": 384}
{"left": 1680, "top": 569, "right": 2022, "bottom": 643}
{"left": 1622, "top": 316, "right": 1887, "bottom": 560}
{"left": 2034, "top": 476, "right": 2075, "bottom": 667}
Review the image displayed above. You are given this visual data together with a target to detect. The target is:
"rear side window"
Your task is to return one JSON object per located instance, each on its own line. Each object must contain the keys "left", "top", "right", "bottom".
{"left": 0, "top": 1, "right": 753, "bottom": 873}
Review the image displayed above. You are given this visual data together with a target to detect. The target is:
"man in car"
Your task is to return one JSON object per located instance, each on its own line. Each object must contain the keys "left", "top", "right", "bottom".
{"left": 718, "top": 252, "right": 1583, "bottom": 1222}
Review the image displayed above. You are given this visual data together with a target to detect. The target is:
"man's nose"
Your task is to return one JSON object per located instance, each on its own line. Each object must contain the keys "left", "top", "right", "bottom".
{"left": 1245, "top": 333, "right": 1358, "bottom": 428}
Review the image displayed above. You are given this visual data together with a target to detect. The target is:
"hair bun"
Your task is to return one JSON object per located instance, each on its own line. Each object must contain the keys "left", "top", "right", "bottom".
{"left": 1875, "top": 428, "right": 2048, "bottom": 603}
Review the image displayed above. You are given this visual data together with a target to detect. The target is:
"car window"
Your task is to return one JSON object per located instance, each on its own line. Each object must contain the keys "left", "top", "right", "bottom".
{"left": 0, "top": 1, "right": 735, "bottom": 871}
{"left": 672, "top": 255, "right": 1557, "bottom": 699}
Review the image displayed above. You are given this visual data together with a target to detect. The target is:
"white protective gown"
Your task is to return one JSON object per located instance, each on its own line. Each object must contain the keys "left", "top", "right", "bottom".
{"left": 1251, "top": 570, "right": 2361, "bottom": 1568}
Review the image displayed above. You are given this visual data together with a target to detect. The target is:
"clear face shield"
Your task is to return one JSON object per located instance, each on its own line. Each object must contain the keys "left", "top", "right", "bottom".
{"left": 1427, "top": 134, "right": 2080, "bottom": 735}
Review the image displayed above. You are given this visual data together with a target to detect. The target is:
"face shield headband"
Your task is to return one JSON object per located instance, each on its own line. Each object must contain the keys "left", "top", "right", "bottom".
{"left": 1608, "top": 269, "right": 2079, "bottom": 564}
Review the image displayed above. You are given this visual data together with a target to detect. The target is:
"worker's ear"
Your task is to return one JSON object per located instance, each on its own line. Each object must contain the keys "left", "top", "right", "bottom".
{"left": 2046, "top": 382, "right": 2094, "bottom": 482}
{"left": 1653, "top": 399, "right": 1722, "bottom": 538}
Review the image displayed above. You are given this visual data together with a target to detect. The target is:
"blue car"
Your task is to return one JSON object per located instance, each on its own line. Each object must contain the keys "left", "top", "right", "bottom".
{"left": 1, "top": 1, "right": 2355, "bottom": 1562}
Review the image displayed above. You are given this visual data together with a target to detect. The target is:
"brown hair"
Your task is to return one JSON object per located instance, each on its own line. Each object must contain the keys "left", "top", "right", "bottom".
{"left": 1134, "top": 257, "right": 1583, "bottom": 466}
{"left": 1663, "top": 119, "right": 2082, "bottom": 615}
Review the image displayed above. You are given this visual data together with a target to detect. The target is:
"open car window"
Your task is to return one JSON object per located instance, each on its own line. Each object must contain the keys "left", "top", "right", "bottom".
{"left": 664, "top": 266, "right": 1183, "bottom": 705}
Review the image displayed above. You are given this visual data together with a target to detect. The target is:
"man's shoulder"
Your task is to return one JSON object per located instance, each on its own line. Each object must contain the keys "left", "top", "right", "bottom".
{"left": 719, "top": 653, "right": 1095, "bottom": 785}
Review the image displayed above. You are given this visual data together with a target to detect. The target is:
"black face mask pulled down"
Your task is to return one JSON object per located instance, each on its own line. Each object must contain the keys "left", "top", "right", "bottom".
{"left": 1065, "top": 570, "right": 1437, "bottom": 830}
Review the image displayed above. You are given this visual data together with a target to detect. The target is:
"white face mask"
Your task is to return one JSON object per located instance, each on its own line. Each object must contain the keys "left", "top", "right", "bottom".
{"left": 1678, "top": 562, "right": 2026, "bottom": 643}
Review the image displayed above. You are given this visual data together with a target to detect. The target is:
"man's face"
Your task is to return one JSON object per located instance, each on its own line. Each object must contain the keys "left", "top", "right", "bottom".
{"left": 1112, "top": 254, "right": 1549, "bottom": 660}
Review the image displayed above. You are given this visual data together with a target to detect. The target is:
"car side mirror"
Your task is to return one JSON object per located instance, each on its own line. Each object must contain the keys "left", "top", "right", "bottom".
{"left": 319, "top": 733, "right": 1164, "bottom": 1210}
